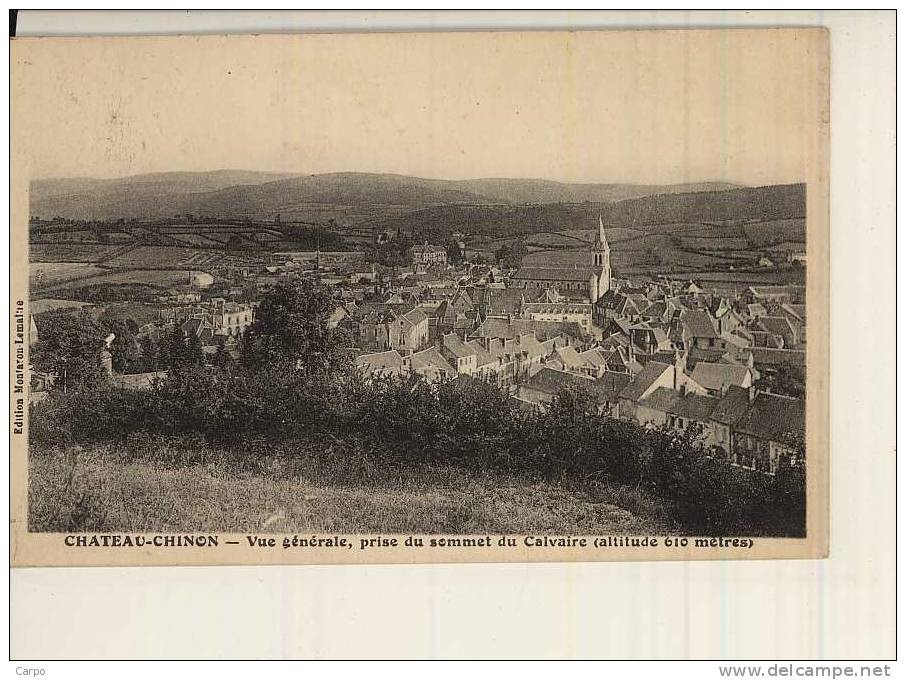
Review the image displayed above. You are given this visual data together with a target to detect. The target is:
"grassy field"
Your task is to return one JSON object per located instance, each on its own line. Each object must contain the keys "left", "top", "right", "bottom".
{"left": 29, "top": 262, "right": 107, "bottom": 288}
{"left": 33, "top": 267, "right": 195, "bottom": 294}
{"left": 30, "top": 243, "right": 124, "bottom": 263}
{"left": 28, "top": 438, "right": 673, "bottom": 535}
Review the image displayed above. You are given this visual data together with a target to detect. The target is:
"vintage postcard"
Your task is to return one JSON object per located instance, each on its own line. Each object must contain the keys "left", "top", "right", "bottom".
{"left": 10, "top": 28, "right": 829, "bottom": 567}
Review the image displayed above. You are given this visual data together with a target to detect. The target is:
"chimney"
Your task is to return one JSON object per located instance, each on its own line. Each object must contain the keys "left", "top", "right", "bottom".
{"left": 748, "top": 385, "right": 757, "bottom": 403}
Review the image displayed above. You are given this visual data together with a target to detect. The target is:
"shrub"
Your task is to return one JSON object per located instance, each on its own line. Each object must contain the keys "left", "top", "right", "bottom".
{"left": 28, "top": 363, "right": 807, "bottom": 536}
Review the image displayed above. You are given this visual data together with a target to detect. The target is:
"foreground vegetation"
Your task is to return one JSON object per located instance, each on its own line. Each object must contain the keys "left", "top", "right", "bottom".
{"left": 29, "top": 436, "right": 669, "bottom": 534}
{"left": 29, "top": 280, "right": 806, "bottom": 537}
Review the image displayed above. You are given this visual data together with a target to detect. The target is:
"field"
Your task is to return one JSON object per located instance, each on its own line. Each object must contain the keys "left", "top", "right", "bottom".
{"left": 28, "top": 440, "right": 670, "bottom": 535}
{"left": 168, "top": 233, "right": 225, "bottom": 247}
{"left": 741, "top": 219, "right": 805, "bottom": 247}
{"left": 30, "top": 243, "right": 125, "bottom": 263}
{"left": 29, "top": 262, "right": 107, "bottom": 289}
{"left": 31, "top": 263, "right": 200, "bottom": 301}
{"left": 29, "top": 298, "right": 95, "bottom": 315}
{"left": 514, "top": 216, "right": 806, "bottom": 278}
{"left": 103, "top": 246, "right": 215, "bottom": 268}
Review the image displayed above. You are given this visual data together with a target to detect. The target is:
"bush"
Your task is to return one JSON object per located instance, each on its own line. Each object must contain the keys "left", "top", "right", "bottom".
{"left": 28, "top": 363, "right": 807, "bottom": 536}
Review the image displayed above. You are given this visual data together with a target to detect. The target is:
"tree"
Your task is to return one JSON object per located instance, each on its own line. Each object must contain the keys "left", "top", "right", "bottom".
{"left": 186, "top": 332, "right": 205, "bottom": 367}
{"left": 754, "top": 365, "right": 805, "bottom": 398}
{"left": 164, "top": 327, "right": 187, "bottom": 369}
{"left": 226, "top": 234, "right": 247, "bottom": 250}
{"left": 495, "top": 240, "right": 527, "bottom": 267}
{"left": 164, "top": 327, "right": 203, "bottom": 370}
{"left": 31, "top": 310, "right": 109, "bottom": 392}
{"left": 213, "top": 340, "right": 233, "bottom": 368}
{"left": 105, "top": 319, "right": 142, "bottom": 374}
{"left": 240, "top": 279, "right": 349, "bottom": 372}
{"left": 139, "top": 334, "right": 162, "bottom": 371}
{"left": 446, "top": 239, "right": 464, "bottom": 266}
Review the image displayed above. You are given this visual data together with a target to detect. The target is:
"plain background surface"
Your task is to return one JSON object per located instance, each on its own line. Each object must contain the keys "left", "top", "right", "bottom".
{"left": 8, "top": 10, "right": 896, "bottom": 660}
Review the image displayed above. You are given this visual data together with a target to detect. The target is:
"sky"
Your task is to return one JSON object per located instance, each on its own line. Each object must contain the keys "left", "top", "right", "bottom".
{"left": 12, "top": 29, "right": 825, "bottom": 186}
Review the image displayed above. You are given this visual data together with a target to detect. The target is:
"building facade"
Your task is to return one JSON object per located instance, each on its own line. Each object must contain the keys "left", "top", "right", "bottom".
{"left": 510, "top": 216, "right": 611, "bottom": 303}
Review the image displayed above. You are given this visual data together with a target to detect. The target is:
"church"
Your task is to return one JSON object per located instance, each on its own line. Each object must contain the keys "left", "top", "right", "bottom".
{"left": 510, "top": 216, "right": 612, "bottom": 303}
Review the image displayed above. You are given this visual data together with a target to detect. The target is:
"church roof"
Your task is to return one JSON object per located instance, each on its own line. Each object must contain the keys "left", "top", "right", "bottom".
{"left": 512, "top": 266, "right": 599, "bottom": 282}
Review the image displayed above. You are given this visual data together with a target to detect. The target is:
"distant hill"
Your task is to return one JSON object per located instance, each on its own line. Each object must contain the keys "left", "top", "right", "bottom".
{"left": 29, "top": 170, "right": 745, "bottom": 221}
{"left": 30, "top": 172, "right": 501, "bottom": 220}
{"left": 445, "top": 178, "right": 739, "bottom": 204}
{"left": 362, "top": 184, "right": 807, "bottom": 241}
{"left": 603, "top": 183, "right": 806, "bottom": 227}
{"left": 32, "top": 170, "right": 298, "bottom": 199}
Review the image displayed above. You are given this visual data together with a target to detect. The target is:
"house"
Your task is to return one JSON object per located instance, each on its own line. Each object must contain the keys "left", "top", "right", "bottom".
{"left": 709, "top": 298, "right": 745, "bottom": 335}
{"left": 616, "top": 361, "right": 675, "bottom": 421}
{"left": 754, "top": 316, "right": 800, "bottom": 348}
{"left": 440, "top": 333, "right": 478, "bottom": 376}
{"left": 732, "top": 391, "right": 805, "bottom": 474}
{"left": 690, "top": 362, "right": 754, "bottom": 395}
{"left": 409, "top": 346, "right": 456, "bottom": 383}
{"left": 345, "top": 304, "right": 394, "bottom": 351}
{"left": 480, "top": 288, "right": 533, "bottom": 318}
{"left": 746, "top": 285, "right": 806, "bottom": 305}
{"left": 600, "top": 345, "right": 642, "bottom": 375}
{"left": 628, "top": 322, "right": 671, "bottom": 355}
{"left": 466, "top": 339, "right": 505, "bottom": 385}
{"left": 665, "top": 391, "right": 719, "bottom": 440}
{"left": 212, "top": 302, "right": 254, "bottom": 338}
{"left": 682, "top": 281, "right": 704, "bottom": 296}
{"left": 636, "top": 386, "right": 678, "bottom": 427}
{"left": 388, "top": 307, "right": 430, "bottom": 354}
{"left": 576, "top": 347, "right": 610, "bottom": 378}
{"left": 521, "top": 302, "right": 593, "bottom": 332}
{"left": 636, "top": 387, "right": 718, "bottom": 444}
{"left": 681, "top": 310, "right": 721, "bottom": 350}
{"left": 517, "top": 367, "right": 628, "bottom": 414}
{"left": 411, "top": 243, "right": 448, "bottom": 268}
{"left": 470, "top": 317, "right": 587, "bottom": 344}
{"left": 545, "top": 345, "right": 585, "bottom": 373}
{"left": 347, "top": 304, "right": 429, "bottom": 354}
{"left": 750, "top": 347, "right": 806, "bottom": 371}
{"left": 355, "top": 350, "right": 408, "bottom": 379}
{"left": 707, "top": 385, "right": 752, "bottom": 460}
{"left": 638, "top": 300, "right": 677, "bottom": 325}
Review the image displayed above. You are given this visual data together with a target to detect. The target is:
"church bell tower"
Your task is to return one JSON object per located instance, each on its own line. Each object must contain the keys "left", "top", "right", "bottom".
{"left": 592, "top": 215, "right": 611, "bottom": 300}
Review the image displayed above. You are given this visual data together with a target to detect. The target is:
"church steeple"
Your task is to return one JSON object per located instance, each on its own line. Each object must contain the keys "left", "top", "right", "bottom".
{"left": 594, "top": 215, "right": 610, "bottom": 254}
{"left": 593, "top": 215, "right": 609, "bottom": 266}
{"left": 590, "top": 214, "right": 611, "bottom": 302}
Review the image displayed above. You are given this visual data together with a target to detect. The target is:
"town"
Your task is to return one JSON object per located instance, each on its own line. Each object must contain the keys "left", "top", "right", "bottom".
{"left": 29, "top": 211, "right": 806, "bottom": 478}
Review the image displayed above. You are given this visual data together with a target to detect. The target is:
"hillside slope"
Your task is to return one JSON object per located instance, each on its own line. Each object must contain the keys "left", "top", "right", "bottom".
{"left": 362, "top": 184, "right": 807, "bottom": 241}
{"left": 447, "top": 178, "right": 739, "bottom": 204}
{"left": 29, "top": 170, "right": 747, "bottom": 221}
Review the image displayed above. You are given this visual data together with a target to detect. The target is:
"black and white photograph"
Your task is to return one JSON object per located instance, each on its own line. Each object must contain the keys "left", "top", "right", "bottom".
{"left": 11, "top": 27, "right": 828, "bottom": 566}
